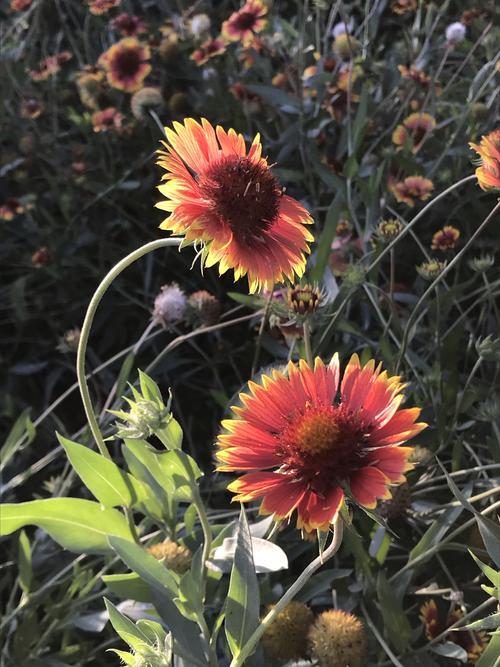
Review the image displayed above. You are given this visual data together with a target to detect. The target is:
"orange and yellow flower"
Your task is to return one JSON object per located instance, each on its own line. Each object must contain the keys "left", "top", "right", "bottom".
{"left": 87, "top": 0, "right": 120, "bottom": 15}
{"left": 92, "top": 107, "right": 124, "bottom": 132}
{"left": 156, "top": 118, "right": 313, "bottom": 293}
{"left": 431, "top": 226, "right": 460, "bottom": 251}
{"left": 391, "top": 175, "right": 434, "bottom": 207}
{"left": 420, "top": 600, "right": 487, "bottom": 663}
{"left": 398, "top": 65, "right": 431, "bottom": 88}
{"left": 10, "top": 0, "right": 32, "bottom": 11}
{"left": 30, "top": 51, "right": 72, "bottom": 81}
{"left": 99, "top": 38, "right": 151, "bottom": 92}
{"left": 392, "top": 113, "right": 436, "bottom": 153}
{"left": 221, "top": 1, "right": 267, "bottom": 45}
{"left": 217, "top": 354, "right": 426, "bottom": 531}
{"left": 0, "top": 198, "right": 24, "bottom": 221}
{"left": 391, "top": 0, "right": 417, "bottom": 14}
{"left": 111, "top": 13, "right": 146, "bottom": 36}
{"left": 470, "top": 129, "right": 500, "bottom": 191}
{"left": 190, "top": 38, "right": 226, "bottom": 66}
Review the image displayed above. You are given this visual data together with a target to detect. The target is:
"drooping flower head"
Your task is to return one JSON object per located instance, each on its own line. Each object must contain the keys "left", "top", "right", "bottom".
{"left": 392, "top": 113, "right": 436, "bottom": 153}
{"left": 92, "top": 107, "right": 124, "bottom": 132}
{"left": 308, "top": 610, "right": 368, "bottom": 667}
{"left": 390, "top": 175, "right": 434, "bottom": 207}
{"left": 470, "top": 129, "right": 500, "bottom": 191}
{"left": 190, "top": 38, "right": 226, "bottom": 66}
{"left": 217, "top": 354, "right": 426, "bottom": 531}
{"left": 99, "top": 37, "right": 151, "bottom": 92}
{"left": 431, "top": 225, "right": 460, "bottom": 251}
{"left": 156, "top": 118, "right": 313, "bottom": 293}
{"left": 221, "top": 0, "right": 267, "bottom": 45}
{"left": 111, "top": 12, "right": 146, "bottom": 36}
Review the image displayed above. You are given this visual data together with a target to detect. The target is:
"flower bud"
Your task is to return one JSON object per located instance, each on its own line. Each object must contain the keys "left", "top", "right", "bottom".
{"left": 113, "top": 399, "right": 170, "bottom": 439}
{"left": 476, "top": 335, "right": 500, "bottom": 362}
{"left": 416, "top": 259, "right": 446, "bottom": 281}
{"left": 289, "top": 285, "right": 321, "bottom": 316}
{"left": 131, "top": 86, "right": 163, "bottom": 120}
{"left": 468, "top": 254, "right": 494, "bottom": 273}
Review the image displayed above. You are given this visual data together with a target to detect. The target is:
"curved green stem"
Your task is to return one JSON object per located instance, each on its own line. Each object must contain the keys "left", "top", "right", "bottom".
{"left": 76, "top": 237, "right": 183, "bottom": 457}
{"left": 303, "top": 319, "right": 314, "bottom": 367}
{"left": 396, "top": 199, "right": 500, "bottom": 372}
{"left": 229, "top": 515, "right": 344, "bottom": 667}
{"left": 191, "top": 486, "right": 212, "bottom": 575}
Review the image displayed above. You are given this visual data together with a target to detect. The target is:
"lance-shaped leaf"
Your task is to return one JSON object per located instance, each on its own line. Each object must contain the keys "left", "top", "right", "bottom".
{"left": 225, "top": 506, "right": 260, "bottom": 659}
{"left": 108, "top": 536, "right": 207, "bottom": 666}
{"left": 58, "top": 434, "right": 148, "bottom": 508}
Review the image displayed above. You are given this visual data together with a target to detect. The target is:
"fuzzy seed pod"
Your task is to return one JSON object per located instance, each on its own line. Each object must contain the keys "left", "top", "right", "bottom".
{"left": 148, "top": 540, "right": 192, "bottom": 574}
{"left": 308, "top": 609, "right": 368, "bottom": 667}
{"left": 262, "top": 601, "right": 314, "bottom": 663}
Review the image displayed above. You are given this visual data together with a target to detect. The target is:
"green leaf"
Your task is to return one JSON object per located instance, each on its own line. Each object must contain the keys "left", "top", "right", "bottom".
{"left": 18, "top": 530, "right": 32, "bottom": 593}
{"left": 157, "top": 416, "right": 183, "bottom": 450}
{"left": 58, "top": 434, "right": 148, "bottom": 508}
{"left": 409, "top": 488, "right": 469, "bottom": 563}
{"left": 138, "top": 370, "right": 164, "bottom": 405}
{"left": 108, "top": 536, "right": 207, "bottom": 666}
{"left": 469, "top": 551, "right": 500, "bottom": 588}
{"left": 1, "top": 409, "right": 36, "bottom": 472}
{"left": 438, "top": 461, "right": 500, "bottom": 568}
{"left": 0, "top": 499, "right": 133, "bottom": 553}
{"left": 225, "top": 506, "right": 260, "bottom": 659}
{"left": 459, "top": 613, "right": 500, "bottom": 632}
{"left": 158, "top": 450, "right": 203, "bottom": 500}
{"left": 244, "top": 84, "right": 300, "bottom": 110}
{"left": 104, "top": 598, "right": 150, "bottom": 652}
{"left": 377, "top": 571, "right": 412, "bottom": 653}
{"left": 310, "top": 191, "right": 344, "bottom": 283}
{"left": 475, "top": 631, "right": 500, "bottom": 667}
{"left": 103, "top": 572, "right": 152, "bottom": 603}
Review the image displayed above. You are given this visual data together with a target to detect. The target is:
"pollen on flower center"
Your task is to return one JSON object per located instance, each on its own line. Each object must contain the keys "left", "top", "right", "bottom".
{"left": 199, "top": 155, "right": 281, "bottom": 244}
{"left": 294, "top": 407, "right": 341, "bottom": 455}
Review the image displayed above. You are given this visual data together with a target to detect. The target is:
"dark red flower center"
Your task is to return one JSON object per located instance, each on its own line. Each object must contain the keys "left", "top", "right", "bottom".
{"left": 199, "top": 155, "right": 282, "bottom": 245}
{"left": 113, "top": 47, "right": 142, "bottom": 78}
{"left": 233, "top": 10, "right": 258, "bottom": 31}
{"left": 277, "top": 404, "right": 371, "bottom": 495}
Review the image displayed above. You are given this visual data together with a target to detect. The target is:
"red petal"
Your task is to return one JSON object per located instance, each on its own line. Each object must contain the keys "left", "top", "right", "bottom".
{"left": 350, "top": 467, "right": 391, "bottom": 508}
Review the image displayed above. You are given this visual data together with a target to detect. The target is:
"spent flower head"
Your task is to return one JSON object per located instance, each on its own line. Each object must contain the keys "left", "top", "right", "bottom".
{"left": 152, "top": 283, "right": 187, "bottom": 328}
{"left": 308, "top": 609, "right": 368, "bottom": 667}
{"left": 376, "top": 218, "right": 404, "bottom": 243}
{"left": 262, "top": 601, "right": 314, "bottom": 663}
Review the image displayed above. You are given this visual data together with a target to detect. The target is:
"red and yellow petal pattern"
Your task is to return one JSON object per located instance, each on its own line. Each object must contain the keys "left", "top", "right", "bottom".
{"left": 217, "top": 354, "right": 426, "bottom": 531}
{"left": 156, "top": 118, "right": 313, "bottom": 293}
{"left": 470, "top": 129, "right": 500, "bottom": 191}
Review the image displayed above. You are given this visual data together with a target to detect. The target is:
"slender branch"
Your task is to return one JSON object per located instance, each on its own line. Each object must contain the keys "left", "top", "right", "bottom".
{"left": 303, "top": 319, "right": 314, "bottom": 367}
{"left": 76, "top": 238, "right": 182, "bottom": 457}
{"left": 396, "top": 199, "right": 500, "bottom": 371}
{"left": 229, "top": 516, "right": 344, "bottom": 667}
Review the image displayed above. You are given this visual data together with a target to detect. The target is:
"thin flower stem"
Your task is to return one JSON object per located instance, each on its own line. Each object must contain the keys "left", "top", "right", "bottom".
{"left": 360, "top": 602, "right": 405, "bottom": 667}
{"left": 191, "top": 486, "right": 212, "bottom": 574}
{"left": 229, "top": 516, "right": 344, "bottom": 667}
{"left": 396, "top": 199, "right": 500, "bottom": 372}
{"left": 303, "top": 319, "right": 314, "bottom": 367}
{"left": 367, "top": 174, "right": 477, "bottom": 274}
{"left": 76, "top": 237, "right": 182, "bottom": 458}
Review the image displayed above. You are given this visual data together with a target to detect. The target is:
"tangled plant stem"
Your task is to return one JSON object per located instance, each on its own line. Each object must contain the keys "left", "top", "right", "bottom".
{"left": 396, "top": 200, "right": 500, "bottom": 372}
{"left": 76, "top": 237, "right": 183, "bottom": 458}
